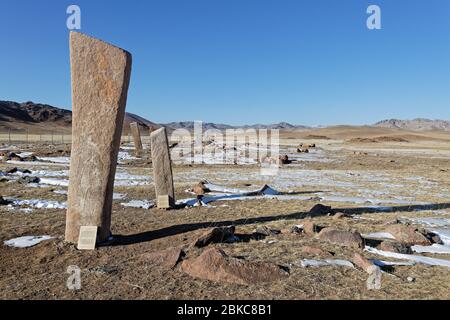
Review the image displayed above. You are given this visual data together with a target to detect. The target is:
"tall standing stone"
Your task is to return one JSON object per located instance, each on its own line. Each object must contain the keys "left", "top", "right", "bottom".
{"left": 129, "top": 122, "right": 143, "bottom": 156}
{"left": 150, "top": 127, "right": 175, "bottom": 208}
{"left": 65, "top": 32, "right": 132, "bottom": 243}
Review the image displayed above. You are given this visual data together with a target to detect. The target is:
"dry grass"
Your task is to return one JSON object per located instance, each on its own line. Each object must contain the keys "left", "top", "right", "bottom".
{"left": 0, "top": 127, "right": 449, "bottom": 300}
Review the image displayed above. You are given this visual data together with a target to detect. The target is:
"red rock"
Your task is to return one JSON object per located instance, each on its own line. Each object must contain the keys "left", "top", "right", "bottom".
{"left": 352, "top": 253, "right": 373, "bottom": 273}
{"left": 384, "top": 225, "right": 431, "bottom": 246}
{"left": 318, "top": 228, "right": 365, "bottom": 249}
{"left": 302, "top": 220, "right": 319, "bottom": 236}
{"left": 180, "top": 248, "right": 289, "bottom": 285}
{"left": 192, "top": 182, "right": 210, "bottom": 195}
{"left": 300, "top": 246, "right": 332, "bottom": 256}
{"left": 379, "top": 241, "right": 412, "bottom": 254}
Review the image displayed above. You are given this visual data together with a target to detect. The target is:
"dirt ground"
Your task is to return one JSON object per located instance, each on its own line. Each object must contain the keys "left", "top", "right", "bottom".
{"left": 1, "top": 127, "right": 449, "bottom": 300}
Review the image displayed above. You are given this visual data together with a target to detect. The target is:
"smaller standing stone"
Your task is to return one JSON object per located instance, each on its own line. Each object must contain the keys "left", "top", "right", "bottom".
{"left": 130, "top": 122, "right": 143, "bottom": 156}
{"left": 150, "top": 127, "right": 175, "bottom": 208}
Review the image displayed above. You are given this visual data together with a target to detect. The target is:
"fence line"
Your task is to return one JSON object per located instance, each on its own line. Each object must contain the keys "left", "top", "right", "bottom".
{"left": 0, "top": 129, "right": 133, "bottom": 145}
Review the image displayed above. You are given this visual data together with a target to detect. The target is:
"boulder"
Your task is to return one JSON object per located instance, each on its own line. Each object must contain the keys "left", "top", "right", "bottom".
{"left": 301, "top": 220, "right": 319, "bottom": 236}
{"left": 17, "top": 176, "right": 40, "bottom": 184}
{"left": 318, "top": 228, "right": 365, "bottom": 249}
{"left": 379, "top": 241, "right": 412, "bottom": 254}
{"left": 384, "top": 225, "right": 431, "bottom": 246}
{"left": 180, "top": 248, "right": 289, "bottom": 285}
{"left": 194, "top": 226, "right": 236, "bottom": 248}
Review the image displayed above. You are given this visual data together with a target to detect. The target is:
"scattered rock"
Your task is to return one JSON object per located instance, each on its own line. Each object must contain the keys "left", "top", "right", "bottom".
{"left": 353, "top": 151, "right": 368, "bottom": 156}
{"left": 308, "top": 204, "right": 333, "bottom": 217}
{"left": 254, "top": 226, "right": 281, "bottom": 237}
{"left": 427, "top": 232, "right": 443, "bottom": 245}
{"left": 318, "top": 228, "right": 365, "bottom": 249}
{"left": 23, "top": 155, "right": 37, "bottom": 162}
{"left": 383, "top": 218, "right": 400, "bottom": 226}
{"left": 5, "top": 167, "right": 18, "bottom": 174}
{"left": 89, "top": 266, "right": 119, "bottom": 275}
{"left": 278, "top": 155, "right": 291, "bottom": 165}
{"left": 7, "top": 152, "right": 23, "bottom": 162}
{"left": 297, "top": 148, "right": 309, "bottom": 153}
{"left": 5, "top": 167, "right": 32, "bottom": 175}
{"left": 384, "top": 225, "right": 431, "bottom": 246}
{"left": 332, "top": 212, "right": 350, "bottom": 220}
{"left": 194, "top": 226, "right": 236, "bottom": 248}
{"left": 407, "top": 276, "right": 415, "bottom": 283}
{"left": 143, "top": 247, "right": 185, "bottom": 270}
{"left": 352, "top": 253, "right": 373, "bottom": 273}
{"left": 192, "top": 181, "right": 210, "bottom": 195}
{"left": 17, "top": 176, "right": 40, "bottom": 184}
{"left": 300, "top": 246, "right": 332, "bottom": 256}
{"left": 379, "top": 241, "right": 412, "bottom": 254}
{"left": 289, "top": 225, "right": 303, "bottom": 234}
{"left": 180, "top": 248, "right": 289, "bottom": 285}
{"left": 301, "top": 220, "right": 319, "bottom": 236}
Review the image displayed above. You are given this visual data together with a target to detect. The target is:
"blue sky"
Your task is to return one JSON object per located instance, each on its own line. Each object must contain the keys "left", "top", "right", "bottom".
{"left": 0, "top": 0, "right": 449, "bottom": 125}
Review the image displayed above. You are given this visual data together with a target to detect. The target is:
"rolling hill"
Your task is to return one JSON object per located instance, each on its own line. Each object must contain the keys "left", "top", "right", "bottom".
{"left": 0, "top": 100, "right": 160, "bottom": 134}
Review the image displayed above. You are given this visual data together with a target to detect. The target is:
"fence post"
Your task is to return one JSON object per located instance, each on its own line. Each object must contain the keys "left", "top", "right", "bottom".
{"left": 51, "top": 131, "right": 54, "bottom": 144}
{"left": 8, "top": 128, "right": 11, "bottom": 144}
{"left": 26, "top": 129, "right": 29, "bottom": 143}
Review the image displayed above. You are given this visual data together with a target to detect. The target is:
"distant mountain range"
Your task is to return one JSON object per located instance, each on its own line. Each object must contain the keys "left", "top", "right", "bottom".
{"left": 1, "top": 100, "right": 449, "bottom": 133}
{"left": 374, "top": 118, "right": 450, "bottom": 131}
{"left": 165, "top": 121, "right": 310, "bottom": 131}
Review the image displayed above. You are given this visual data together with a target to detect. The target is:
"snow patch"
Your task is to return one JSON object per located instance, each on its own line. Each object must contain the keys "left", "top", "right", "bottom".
{"left": 4, "top": 236, "right": 54, "bottom": 248}
{"left": 120, "top": 200, "right": 154, "bottom": 209}
{"left": 299, "top": 259, "right": 354, "bottom": 268}
{"left": 365, "top": 246, "right": 450, "bottom": 267}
